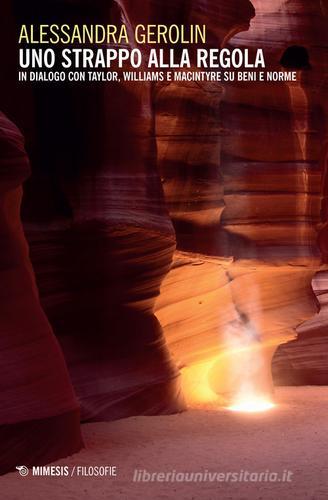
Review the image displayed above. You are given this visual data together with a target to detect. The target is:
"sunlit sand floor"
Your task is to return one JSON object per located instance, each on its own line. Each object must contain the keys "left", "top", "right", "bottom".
{"left": 1, "top": 387, "right": 328, "bottom": 500}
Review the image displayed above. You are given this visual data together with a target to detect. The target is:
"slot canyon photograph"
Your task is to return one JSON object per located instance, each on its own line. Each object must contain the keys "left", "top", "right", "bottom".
{"left": 0, "top": 0, "right": 328, "bottom": 499}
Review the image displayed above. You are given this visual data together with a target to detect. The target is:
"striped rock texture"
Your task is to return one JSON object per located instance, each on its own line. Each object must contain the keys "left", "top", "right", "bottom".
{"left": 21, "top": 75, "right": 185, "bottom": 420}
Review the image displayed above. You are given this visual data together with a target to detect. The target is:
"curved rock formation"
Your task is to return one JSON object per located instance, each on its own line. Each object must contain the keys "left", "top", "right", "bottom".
{"left": 0, "top": 111, "right": 82, "bottom": 474}
{"left": 233, "top": 0, "right": 328, "bottom": 386}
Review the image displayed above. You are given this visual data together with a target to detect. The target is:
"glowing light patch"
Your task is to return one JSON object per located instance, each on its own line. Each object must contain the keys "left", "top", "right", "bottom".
{"left": 227, "top": 397, "right": 275, "bottom": 413}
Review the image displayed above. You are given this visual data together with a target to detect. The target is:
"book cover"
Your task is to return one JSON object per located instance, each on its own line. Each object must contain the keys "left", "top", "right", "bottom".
{"left": 0, "top": 1, "right": 327, "bottom": 499}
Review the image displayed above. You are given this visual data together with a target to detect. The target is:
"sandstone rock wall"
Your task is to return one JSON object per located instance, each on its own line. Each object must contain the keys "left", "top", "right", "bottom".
{"left": 0, "top": 111, "right": 82, "bottom": 473}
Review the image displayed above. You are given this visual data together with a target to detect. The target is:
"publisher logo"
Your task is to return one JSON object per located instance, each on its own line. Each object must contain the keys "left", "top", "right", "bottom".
{"left": 16, "top": 466, "right": 29, "bottom": 477}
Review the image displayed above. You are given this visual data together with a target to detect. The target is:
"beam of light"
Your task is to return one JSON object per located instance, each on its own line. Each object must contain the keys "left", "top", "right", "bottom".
{"left": 207, "top": 304, "right": 277, "bottom": 413}
{"left": 219, "top": 340, "right": 276, "bottom": 413}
